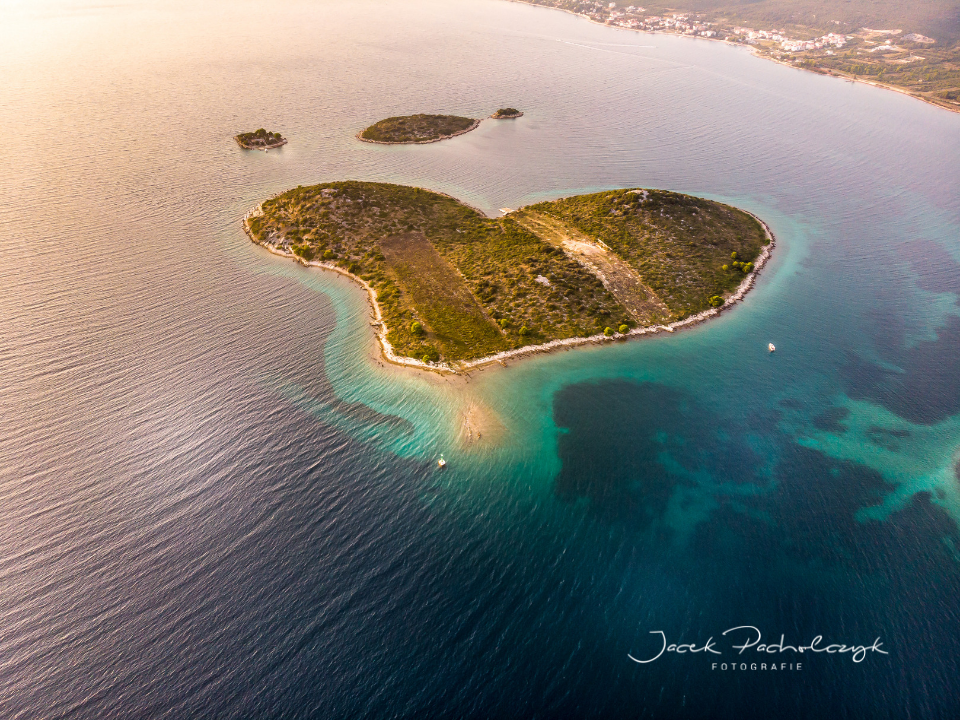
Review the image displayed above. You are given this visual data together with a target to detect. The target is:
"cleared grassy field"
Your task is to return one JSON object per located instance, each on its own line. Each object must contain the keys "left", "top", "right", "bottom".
{"left": 246, "top": 182, "right": 768, "bottom": 364}
{"left": 380, "top": 233, "right": 506, "bottom": 360}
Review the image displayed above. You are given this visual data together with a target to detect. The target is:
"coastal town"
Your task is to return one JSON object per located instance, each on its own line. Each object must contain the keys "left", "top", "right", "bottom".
{"left": 545, "top": 2, "right": 865, "bottom": 49}
{"left": 521, "top": 1, "right": 960, "bottom": 112}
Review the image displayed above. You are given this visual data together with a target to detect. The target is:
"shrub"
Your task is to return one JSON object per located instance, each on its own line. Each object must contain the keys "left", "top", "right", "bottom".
{"left": 730, "top": 251, "right": 738, "bottom": 260}
{"left": 604, "top": 326, "right": 613, "bottom": 337}
{"left": 293, "top": 244, "right": 314, "bottom": 261}
{"left": 323, "top": 249, "right": 334, "bottom": 260}
{"left": 410, "top": 321, "right": 424, "bottom": 335}
{"left": 709, "top": 295, "right": 724, "bottom": 307}
{"left": 722, "top": 264, "right": 729, "bottom": 271}
{"left": 618, "top": 324, "right": 629, "bottom": 333}
{"left": 519, "top": 326, "right": 529, "bottom": 337}
{"left": 498, "top": 318, "right": 509, "bottom": 328}
{"left": 742, "top": 262, "right": 754, "bottom": 273}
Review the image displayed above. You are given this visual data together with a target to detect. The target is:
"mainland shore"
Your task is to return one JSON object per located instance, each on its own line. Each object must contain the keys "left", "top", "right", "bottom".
{"left": 509, "top": 0, "right": 960, "bottom": 116}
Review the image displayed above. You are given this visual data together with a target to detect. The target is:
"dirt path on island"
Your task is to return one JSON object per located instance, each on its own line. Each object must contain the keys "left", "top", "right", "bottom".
{"left": 380, "top": 232, "right": 506, "bottom": 358}
{"left": 511, "top": 210, "right": 671, "bottom": 326}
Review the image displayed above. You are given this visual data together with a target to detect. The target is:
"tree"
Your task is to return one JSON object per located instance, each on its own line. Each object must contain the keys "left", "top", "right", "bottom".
{"left": 604, "top": 326, "right": 613, "bottom": 336}
{"left": 618, "top": 324, "right": 629, "bottom": 333}
{"left": 411, "top": 321, "right": 424, "bottom": 335}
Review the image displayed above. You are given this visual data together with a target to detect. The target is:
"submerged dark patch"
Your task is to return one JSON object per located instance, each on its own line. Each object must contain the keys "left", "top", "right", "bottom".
{"left": 552, "top": 380, "right": 764, "bottom": 525}
{"left": 687, "top": 442, "right": 960, "bottom": 603}
{"left": 902, "top": 239, "right": 960, "bottom": 299}
{"left": 812, "top": 406, "right": 850, "bottom": 433}
{"left": 840, "top": 315, "right": 960, "bottom": 424}
{"left": 766, "top": 445, "right": 895, "bottom": 565}
{"left": 866, "top": 425, "right": 911, "bottom": 451}
{"left": 328, "top": 395, "right": 417, "bottom": 437}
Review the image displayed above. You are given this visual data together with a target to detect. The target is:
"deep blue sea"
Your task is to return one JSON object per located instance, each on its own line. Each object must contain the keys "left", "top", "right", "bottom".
{"left": 2, "top": 0, "right": 959, "bottom": 717}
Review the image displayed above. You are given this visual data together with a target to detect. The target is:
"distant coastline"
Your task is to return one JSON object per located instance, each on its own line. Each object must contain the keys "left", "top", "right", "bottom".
{"left": 508, "top": 0, "right": 960, "bottom": 116}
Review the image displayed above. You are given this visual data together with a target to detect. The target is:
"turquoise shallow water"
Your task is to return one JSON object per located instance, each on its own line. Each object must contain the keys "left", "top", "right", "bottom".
{"left": 2, "top": 0, "right": 960, "bottom": 717}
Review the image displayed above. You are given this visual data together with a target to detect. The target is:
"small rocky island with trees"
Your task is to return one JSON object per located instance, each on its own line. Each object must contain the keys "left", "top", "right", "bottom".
{"left": 235, "top": 129, "right": 287, "bottom": 150}
{"left": 244, "top": 182, "right": 771, "bottom": 368}
{"left": 358, "top": 114, "right": 481, "bottom": 144}
{"left": 491, "top": 108, "right": 523, "bottom": 118}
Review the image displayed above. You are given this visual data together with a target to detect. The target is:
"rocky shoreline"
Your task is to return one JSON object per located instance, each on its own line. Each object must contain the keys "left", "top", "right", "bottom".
{"left": 235, "top": 138, "right": 288, "bottom": 151}
{"left": 244, "top": 199, "right": 775, "bottom": 376}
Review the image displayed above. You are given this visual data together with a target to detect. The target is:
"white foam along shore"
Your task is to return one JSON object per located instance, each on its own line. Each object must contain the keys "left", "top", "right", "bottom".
{"left": 243, "top": 200, "right": 775, "bottom": 375}
{"left": 355, "top": 118, "right": 482, "bottom": 145}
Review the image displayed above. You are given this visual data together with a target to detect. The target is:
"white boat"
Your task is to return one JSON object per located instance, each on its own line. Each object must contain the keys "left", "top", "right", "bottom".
{"left": 768, "top": 343, "right": 776, "bottom": 353}
{"left": 437, "top": 456, "right": 447, "bottom": 468}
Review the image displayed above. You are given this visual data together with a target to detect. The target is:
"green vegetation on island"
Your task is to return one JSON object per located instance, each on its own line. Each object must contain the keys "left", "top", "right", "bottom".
{"left": 492, "top": 108, "right": 524, "bottom": 118}
{"left": 235, "top": 128, "right": 287, "bottom": 150}
{"left": 244, "top": 182, "right": 769, "bottom": 365}
{"left": 521, "top": 190, "right": 767, "bottom": 320}
{"left": 358, "top": 114, "right": 480, "bottom": 144}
